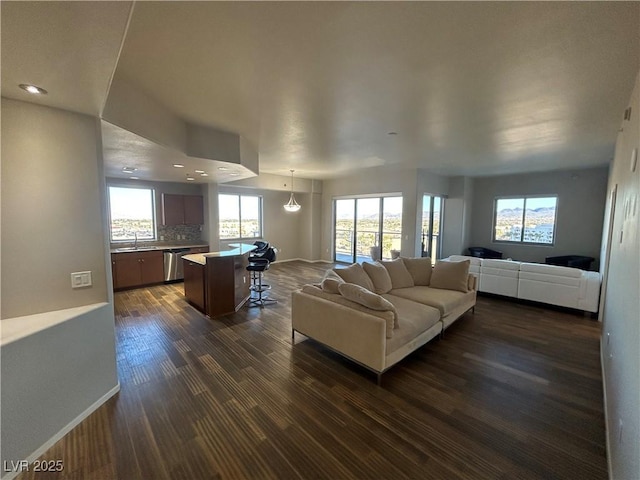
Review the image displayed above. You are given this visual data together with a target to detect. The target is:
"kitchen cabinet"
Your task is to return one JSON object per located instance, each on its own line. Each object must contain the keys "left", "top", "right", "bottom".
{"left": 161, "top": 194, "right": 204, "bottom": 226}
{"left": 112, "top": 250, "right": 164, "bottom": 289}
{"left": 184, "top": 259, "right": 206, "bottom": 312}
{"left": 183, "top": 195, "right": 204, "bottom": 225}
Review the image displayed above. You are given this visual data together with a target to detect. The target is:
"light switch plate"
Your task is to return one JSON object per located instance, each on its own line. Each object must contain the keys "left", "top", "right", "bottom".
{"left": 71, "top": 271, "right": 92, "bottom": 288}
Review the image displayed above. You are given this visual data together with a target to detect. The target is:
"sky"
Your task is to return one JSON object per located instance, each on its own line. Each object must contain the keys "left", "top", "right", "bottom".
{"left": 219, "top": 194, "right": 260, "bottom": 220}
{"left": 497, "top": 197, "right": 557, "bottom": 211}
{"left": 336, "top": 196, "right": 403, "bottom": 219}
{"left": 109, "top": 186, "right": 154, "bottom": 220}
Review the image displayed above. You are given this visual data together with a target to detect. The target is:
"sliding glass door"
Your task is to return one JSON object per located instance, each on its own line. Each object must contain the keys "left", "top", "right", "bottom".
{"left": 334, "top": 196, "right": 403, "bottom": 263}
{"left": 421, "top": 195, "right": 444, "bottom": 260}
{"left": 335, "top": 199, "right": 355, "bottom": 263}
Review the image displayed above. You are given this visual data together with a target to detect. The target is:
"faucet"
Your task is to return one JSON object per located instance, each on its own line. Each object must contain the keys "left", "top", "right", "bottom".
{"left": 134, "top": 232, "right": 138, "bottom": 250}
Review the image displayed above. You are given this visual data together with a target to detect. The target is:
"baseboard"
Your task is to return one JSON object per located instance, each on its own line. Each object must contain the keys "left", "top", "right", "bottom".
{"left": 1, "top": 383, "right": 120, "bottom": 480}
{"left": 600, "top": 341, "right": 613, "bottom": 480}
{"left": 272, "top": 258, "right": 332, "bottom": 264}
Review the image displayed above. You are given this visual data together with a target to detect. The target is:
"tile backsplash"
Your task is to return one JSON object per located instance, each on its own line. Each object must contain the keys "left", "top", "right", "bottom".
{"left": 158, "top": 224, "right": 202, "bottom": 242}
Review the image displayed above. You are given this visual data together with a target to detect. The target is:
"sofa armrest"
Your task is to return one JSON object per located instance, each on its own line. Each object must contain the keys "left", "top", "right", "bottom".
{"left": 468, "top": 274, "right": 478, "bottom": 292}
{"left": 578, "top": 271, "right": 601, "bottom": 313}
{"left": 292, "top": 290, "right": 388, "bottom": 372}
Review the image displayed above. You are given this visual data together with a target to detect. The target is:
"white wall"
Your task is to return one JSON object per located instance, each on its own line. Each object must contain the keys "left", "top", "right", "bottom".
{"left": 1, "top": 99, "right": 109, "bottom": 318}
{"left": 600, "top": 72, "right": 639, "bottom": 480}
{"left": 1, "top": 304, "right": 119, "bottom": 477}
{"left": 0, "top": 98, "right": 118, "bottom": 473}
{"left": 468, "top": 166, "right": 609, "bottom": 265}
{"left": 440, "top": 176, "right": 475, "bottom": 259}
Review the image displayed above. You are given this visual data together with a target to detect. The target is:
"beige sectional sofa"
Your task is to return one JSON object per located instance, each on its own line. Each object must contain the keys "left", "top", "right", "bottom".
{"left": 291, "top": 257, "right": 477, "bottom": 383}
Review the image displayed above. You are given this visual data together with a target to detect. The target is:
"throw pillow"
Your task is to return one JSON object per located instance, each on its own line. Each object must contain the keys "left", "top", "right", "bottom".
{"left": 430, "top": 260, "right": 470, "bottom": 293}
{"left": 338, "top": 282, "right": 399, "bottom": 329}
{"left": 362, "top": 261, "right": 393, "bottom": 294}
{"left": 380, "top": 259, "right": 415, "bottom": 289}
{"left": 321, "top": 277, "right": 343, "bottom": 294}
{"left": 402, "top": 257, "right": 433, "bottom": 286}
{"left": 333, "top": 263, "right": 374, "bottom": 291}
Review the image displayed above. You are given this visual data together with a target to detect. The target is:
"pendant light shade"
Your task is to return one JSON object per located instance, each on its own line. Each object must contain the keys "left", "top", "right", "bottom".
{"left": 283, "top": 170, "right": 301, "bottom": 212}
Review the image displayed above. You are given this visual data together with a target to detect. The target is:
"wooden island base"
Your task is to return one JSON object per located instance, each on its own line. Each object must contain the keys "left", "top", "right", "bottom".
{"left": 182, "top": 243, "right": 256, "bottom": 318}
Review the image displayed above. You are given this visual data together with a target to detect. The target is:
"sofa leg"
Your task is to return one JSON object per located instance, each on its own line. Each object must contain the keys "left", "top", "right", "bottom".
{"left": 376, "top": 373, "right": 382, "bottom": 386}
{"left": 291, "top": 329, "right": 295, "bottom": 343}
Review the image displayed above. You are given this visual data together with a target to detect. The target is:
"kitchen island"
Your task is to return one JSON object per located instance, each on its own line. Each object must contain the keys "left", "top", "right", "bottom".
{"left": 182, "top": 243, "right": 257, "bottom": 317}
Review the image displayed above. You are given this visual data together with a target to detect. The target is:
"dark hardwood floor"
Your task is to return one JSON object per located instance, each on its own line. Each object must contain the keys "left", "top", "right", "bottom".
{"left": 19, "top": 261, "right": 607, "bottom": 479}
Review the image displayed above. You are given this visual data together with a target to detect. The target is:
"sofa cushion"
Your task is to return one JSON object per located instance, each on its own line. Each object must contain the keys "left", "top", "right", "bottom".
{"left": 380, "top": 259, "right": 415, "bottom": 289}
{"left": 382, "top": 294, "right": 441, "bottom": 355}
{"left": 301, "top": 284, "right": 394, "bottom": 338}
{"left": 338, "top": 283, "right": 398, "bottom": 328}
{"left": 321, "top": 277, "right": 343, "bottom": 294}
{"left": 363, "top": 261, "right": 393, "bottom": 294}
{"left": 333, "top": 263, "right": 374, "bottom": 291}
{"left": 401, "top": 257, "right": 433, "bottom": 286}
{"left": 482, "top": 259, "right": 520, "bottom": 271}
{"left": 430, "top": 260, "right": 470, "bottom": 293}
{"left": 519, "top": 262, "right": 583, "bottom": 278}
{"left": 389, "top": 286, "right": 475, "bottom": 316}
{"left": 446, "top": 255, "right": 481, "bottom": 275}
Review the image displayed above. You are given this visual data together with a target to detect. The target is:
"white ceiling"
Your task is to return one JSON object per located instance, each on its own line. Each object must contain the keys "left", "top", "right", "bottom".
{"left": 2, "top": 2, "right": 639, "bottom": 182}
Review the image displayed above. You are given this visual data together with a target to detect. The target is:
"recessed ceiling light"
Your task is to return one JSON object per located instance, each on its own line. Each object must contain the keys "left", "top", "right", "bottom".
{"left": 218, "top": 167, "right": 229, "bottom": 171}
{"left": 229, "top": 173, "right": 239, "bottom": 176}
{"left": 173, "top": 164, "right": 185, "bottom": 168}
{"left": 186, "top": 177, "right": 195, "bottom": 181}
{"left": 194, "top": 169, "right": 205, "bottom": 174}
{"left": 130, "top": 176, "right": 139, "bottom": 180}
{"left": 200, "top": 173, "right": 209, "bottom": 177}
{"left": 19, "top": 83, "right": 47, "bottom": 95}
{"left": 122, "top": 166, "right": 137, "bottom": 173}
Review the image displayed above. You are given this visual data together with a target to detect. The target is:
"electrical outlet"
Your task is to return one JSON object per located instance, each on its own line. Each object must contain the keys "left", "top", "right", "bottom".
{"left": 71, "top": 271, "right": 92, "bottom": 289}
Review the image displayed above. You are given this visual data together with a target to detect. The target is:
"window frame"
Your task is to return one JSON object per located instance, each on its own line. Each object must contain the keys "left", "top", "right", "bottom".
{"left": 108, "top": 185, "right": 158, "bottom": 243}
{"left": 492, "top": 195, "right": 558, "bottom": 246}
{"left": 218, "top": 193, "right": 263, "bottom": 240}
{"left": 421, "top": 194, "right": 445, "bottom": 260}
{"left": 332, "top": 193, "right": 403, "bottom": 263}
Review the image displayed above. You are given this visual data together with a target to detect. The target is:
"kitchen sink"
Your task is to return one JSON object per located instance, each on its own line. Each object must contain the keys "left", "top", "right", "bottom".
{"left": 115, "top": 246, "right": 158, "bottom": 252}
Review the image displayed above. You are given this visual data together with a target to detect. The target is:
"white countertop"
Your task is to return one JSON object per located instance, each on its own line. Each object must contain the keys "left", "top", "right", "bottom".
{"left": 183, "top": 243, "right": 257, "bottom": 265}
{"left": 110, "top": 243, "right": 208, "bottom": 254}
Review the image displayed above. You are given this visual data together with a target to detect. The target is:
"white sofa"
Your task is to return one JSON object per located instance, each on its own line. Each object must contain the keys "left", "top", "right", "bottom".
{"left": 445, "top": 255, "right": 600, "bottom": 313}
{"left": 291, "top": 258, "right": 477, "bottom": 383}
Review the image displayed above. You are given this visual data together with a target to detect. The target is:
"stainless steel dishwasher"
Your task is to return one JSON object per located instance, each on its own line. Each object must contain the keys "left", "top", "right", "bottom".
{"left": 163, "top": 248, "right": 192, "bottom": 281}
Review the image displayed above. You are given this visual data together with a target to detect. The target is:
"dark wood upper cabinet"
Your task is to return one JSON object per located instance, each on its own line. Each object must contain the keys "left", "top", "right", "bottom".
{"left": 162, "top": 193, "right": 204, "bottom": 225}
{"left": 183, "top": 194, "right": 204, "bottom": 225}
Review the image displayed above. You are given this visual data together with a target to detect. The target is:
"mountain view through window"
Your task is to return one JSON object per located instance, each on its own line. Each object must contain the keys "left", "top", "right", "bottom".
{"left": 494, "top": 196, "right": 557, "bottom": 244}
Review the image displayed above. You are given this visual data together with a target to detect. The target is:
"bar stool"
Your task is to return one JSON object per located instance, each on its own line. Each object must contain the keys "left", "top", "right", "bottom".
{"left": 247, "top": 246, "right": 277, "bottom": 307}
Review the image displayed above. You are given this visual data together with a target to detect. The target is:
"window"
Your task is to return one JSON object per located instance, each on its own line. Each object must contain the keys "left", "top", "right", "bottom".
{"left": 108, "top": 186, "right": 156, "bottom": 242}
{"left": 334, "top": 196, "right": 402, "bottom": 263}
{"left": 421, "top": 195, "right": 444, "bottom": 260}
{"left": 218, "top": 194, "right": 262, "bottom": 240}
{"left": 493, "top": 196, "right": 558, "bottom": 244}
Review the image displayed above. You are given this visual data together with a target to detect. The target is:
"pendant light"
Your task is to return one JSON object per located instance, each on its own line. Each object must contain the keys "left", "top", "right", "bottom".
{"left": 283, "top": 169, "right": 301, "bottom": 212}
